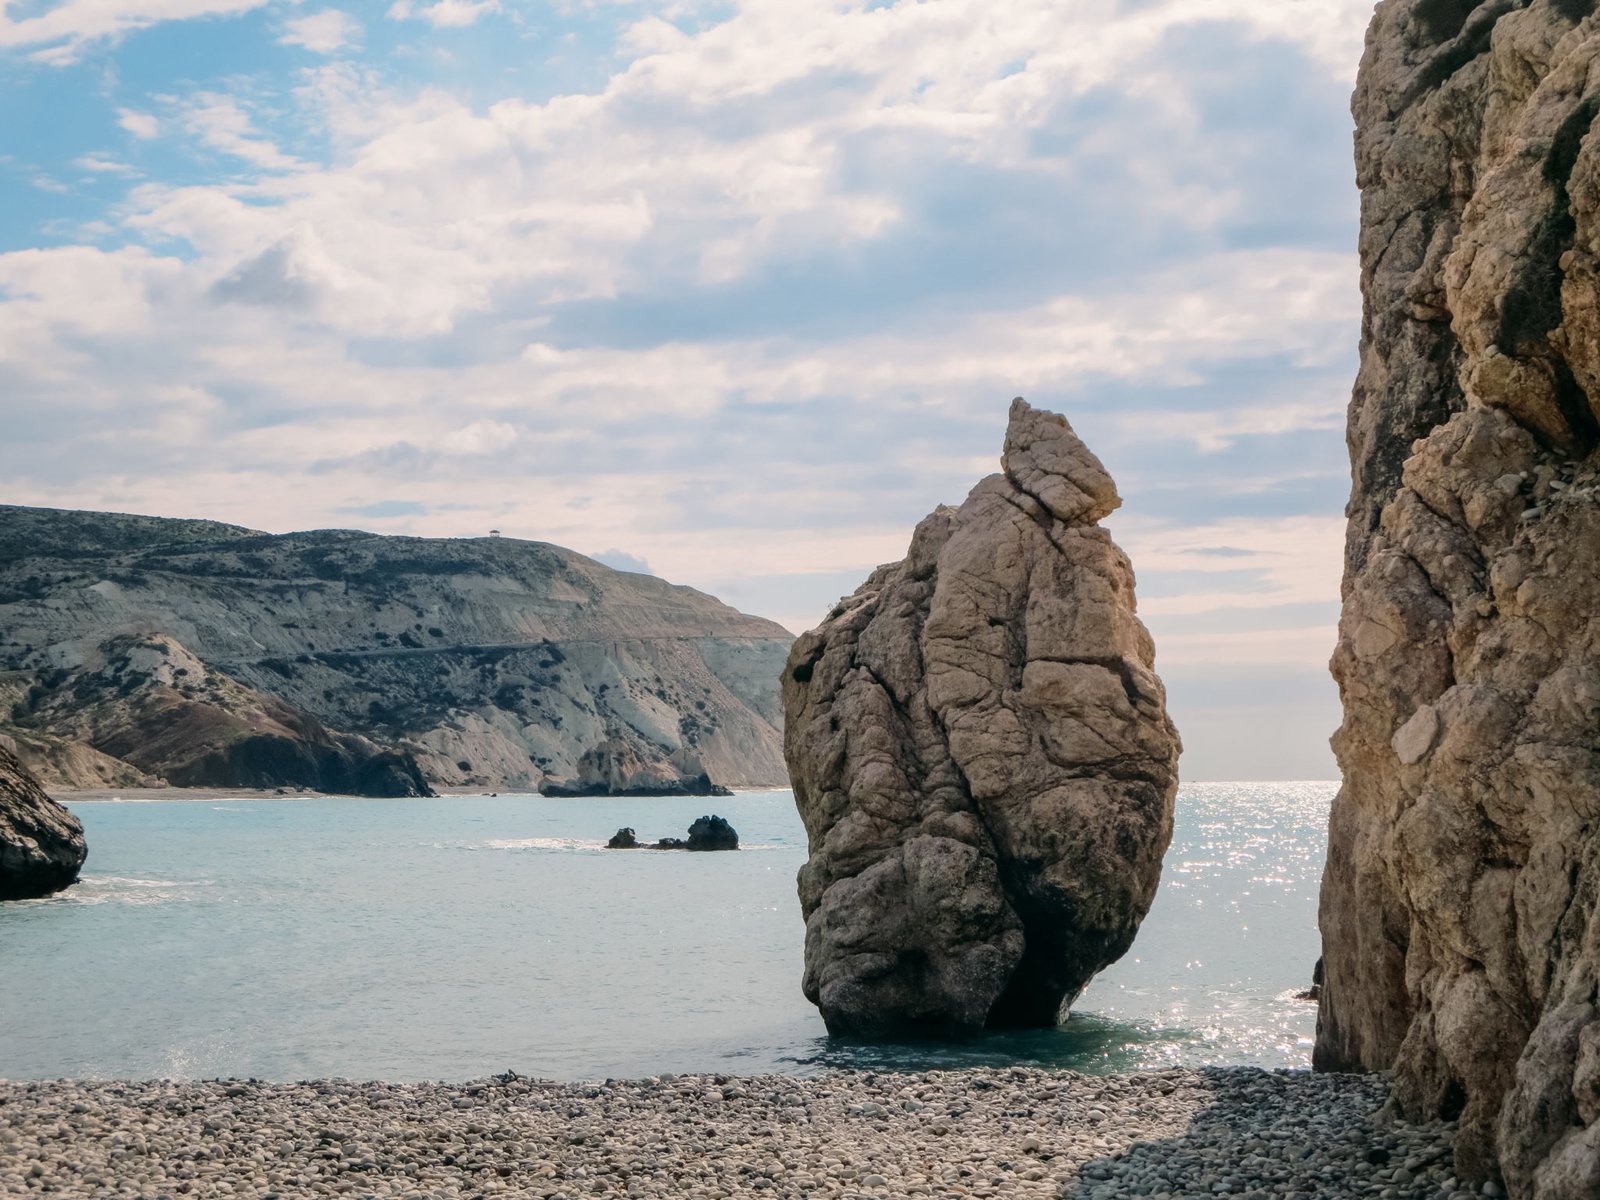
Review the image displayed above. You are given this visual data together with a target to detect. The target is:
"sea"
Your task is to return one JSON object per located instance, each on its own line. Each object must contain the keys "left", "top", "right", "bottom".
{"left": 1, "top": 783, "right": 1333, "bottom": 1083}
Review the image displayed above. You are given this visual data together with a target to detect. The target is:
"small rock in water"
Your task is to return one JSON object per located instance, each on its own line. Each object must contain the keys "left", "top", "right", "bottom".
{"left": 606, "top": 816, "right": 738, "bottom": 851}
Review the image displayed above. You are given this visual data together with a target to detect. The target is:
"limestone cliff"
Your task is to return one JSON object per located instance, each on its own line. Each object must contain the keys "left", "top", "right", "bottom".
{"left": 782, "top": 399, "right": 1180, "bottom": 1036}
{"left": 1319, "top": 3, "right": 1600, "bottom": 1195}
{"left": 0, "top": 505, "right": 791, "bottom": 794}
{"left": 0, "top": 744, "right": 86, "bottom": 900}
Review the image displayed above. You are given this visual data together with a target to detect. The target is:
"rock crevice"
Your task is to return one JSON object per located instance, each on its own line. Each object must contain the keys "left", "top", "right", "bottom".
{"left": 782, "top": 398, "right": 1180, "bottom": 1036}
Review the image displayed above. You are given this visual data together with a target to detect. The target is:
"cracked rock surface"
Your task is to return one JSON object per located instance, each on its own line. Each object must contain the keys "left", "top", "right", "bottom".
{"left": 1318, "top": 3, "right": 1600, "bottom": 1196}
{"left": 781, "top": 398, "right": 1179, "bottom": 1036}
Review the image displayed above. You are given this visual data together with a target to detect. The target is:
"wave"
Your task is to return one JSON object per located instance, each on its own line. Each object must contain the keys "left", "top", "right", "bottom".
{"left": 435, "top": 836, "right": 608, "bottom": 853}
{"left": 18, "top": 875, "right": 218, "bottom": 907}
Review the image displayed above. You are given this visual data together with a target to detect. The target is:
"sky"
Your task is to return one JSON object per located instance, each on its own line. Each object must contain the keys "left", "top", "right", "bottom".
{"left": 0, "top": 0, "right": 1379, "bottom": 780}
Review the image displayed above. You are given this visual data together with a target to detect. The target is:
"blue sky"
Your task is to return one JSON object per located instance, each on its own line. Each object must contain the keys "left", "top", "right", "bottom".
{"left": 0, "top": 0, "right": 1378, "bottom": 779}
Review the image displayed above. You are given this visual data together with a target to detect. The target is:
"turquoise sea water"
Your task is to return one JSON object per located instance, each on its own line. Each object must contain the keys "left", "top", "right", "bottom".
{"left": 1, "top": 783, "right": 1333, "bottom": 1082}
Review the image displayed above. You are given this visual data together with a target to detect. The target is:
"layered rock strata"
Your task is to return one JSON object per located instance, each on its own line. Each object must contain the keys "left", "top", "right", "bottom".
{"left": 1318, "top": 3, "right": 1600, "bottom": 1195}
{"left": 782, "top": 399, "right": 1180, "bottom": 1036}
{"left": 0, "top": 745, "right": 87, "bottom": 900}
{"left": 0, "top": 505, "right": 790, "bottom": 794}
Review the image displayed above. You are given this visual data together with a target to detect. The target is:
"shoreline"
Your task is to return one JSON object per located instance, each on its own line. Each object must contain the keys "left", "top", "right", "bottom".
{"left": 0, "top": 1066, "right": 1460, "bottom": 1199}
{"left": 54, "top": 784, "right": 794, "bottom": 804}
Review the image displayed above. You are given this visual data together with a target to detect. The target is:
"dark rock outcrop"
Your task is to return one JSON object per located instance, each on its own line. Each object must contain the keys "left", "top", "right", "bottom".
{"left": 686, "top": 814, "right": 739, "bottom": 851}
{"left": 0, "top": 745, "right": 87, "bottom": 900}
{"left": 1318, "top": 4, "right": 1600, "bottom": 1194}
{"left": 0, "top": 504, "right": 790, "bottom": 794}
{"left": 782, "top": 398, "right": 1180, "bottom": 1037}
{"left": 604, "top": 815, "right": 738, "bottom": 851}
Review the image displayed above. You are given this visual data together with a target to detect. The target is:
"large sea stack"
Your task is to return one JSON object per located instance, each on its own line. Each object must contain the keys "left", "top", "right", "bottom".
{"left": 782, "top": 399, "right": 1180, "bottom": 1036}
{"left": 0, "top": 744, "right": 87, "bottom": 900}
{"left": 1319, "top": 3, "right": 1600, "bottom": 1195}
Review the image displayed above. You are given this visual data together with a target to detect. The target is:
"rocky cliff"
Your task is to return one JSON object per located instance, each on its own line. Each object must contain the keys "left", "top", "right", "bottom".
{"left": 0, "top": 744, "right": 87, "bottom": 900}
{"left": 782, "top": 399, "right": 1180, "bottom": 1036}
{"left": 1319, "top": 3, "right": 1600, "bottom": 1195}
{"left": 0, "top": 505, "right": 791, "bottom": 795}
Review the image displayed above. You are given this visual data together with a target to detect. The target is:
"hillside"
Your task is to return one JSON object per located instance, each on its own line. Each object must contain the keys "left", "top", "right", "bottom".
{"left": 0, "top": 505, "right": 792, "bottom": 794}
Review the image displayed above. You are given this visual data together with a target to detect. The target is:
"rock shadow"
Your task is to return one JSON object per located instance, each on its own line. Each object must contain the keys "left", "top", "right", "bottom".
{"left": 1055, "top": 1068, "right": 1457, "bottom": 1200}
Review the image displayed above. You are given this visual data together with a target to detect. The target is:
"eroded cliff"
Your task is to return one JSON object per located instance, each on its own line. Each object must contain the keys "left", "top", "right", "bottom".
{"left": 1320, "top": 3, "right": 1600, "bottom": 1195}
{"left": 0, "top": 506, "right": 791, "bottom": 794}
{"left": 783, "top": 399, "right": 1180, "bottom": 1036}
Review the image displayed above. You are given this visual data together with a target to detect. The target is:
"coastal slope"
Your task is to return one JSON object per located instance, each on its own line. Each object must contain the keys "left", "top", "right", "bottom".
{"left": 0, "top": 505, "right": 791, "bottom": 794}
{"left": 1320, "top": 2, "right": 1600, "bottom": 1194}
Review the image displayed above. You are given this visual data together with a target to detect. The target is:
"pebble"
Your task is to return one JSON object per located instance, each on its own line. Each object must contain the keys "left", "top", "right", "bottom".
{"left": 0, "top": 1067, "right": 1466, "bottom": 1198}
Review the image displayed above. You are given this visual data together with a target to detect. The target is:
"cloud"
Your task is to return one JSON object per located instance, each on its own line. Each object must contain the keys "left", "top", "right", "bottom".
{"left": 281, "top": 9, "right": 360, "bottom": 54}
{"left": 1155, "top": 625, "right": 1337, "bottom": 669}
{"left": 591, "top": 548, "right": 654, "bottom": 575}
{"left": 73, "top": 154, "right": 136, "bottom": 175}
{"left": 386, "top": 0, "right": 500, "bottom": 28}
{"left": 1116, "top": 515, "right": 1346, "bottom": 619}
{"left": 0, "top": 0, "right": 269, "bottom": 63}
{"left": 118, "top": 109, "right": 161, "bottom": 139}
{"left": 178, "top": 94, "right": 300, "bottom": 171}
{"left": 441, "top": 419, "right": 518, "bottom": 454}
{"left": 0, "top": 0, "right": 1383, "bottom": 778}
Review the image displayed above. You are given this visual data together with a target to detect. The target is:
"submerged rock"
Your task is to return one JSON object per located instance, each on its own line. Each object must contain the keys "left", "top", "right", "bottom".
{"left": 782, "top": 398, "right": 1180, "bottom": 1036}
{"left": 0, "top": 744, "right": 87, "bottom": 900}
{"left": 1319, "top": 3, "right": 1600, "bottom": 1192}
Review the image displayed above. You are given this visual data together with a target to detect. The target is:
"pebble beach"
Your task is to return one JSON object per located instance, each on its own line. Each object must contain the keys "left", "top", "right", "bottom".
{"left": 0, "top": 1067, "right": 1476, "bottom": 1200}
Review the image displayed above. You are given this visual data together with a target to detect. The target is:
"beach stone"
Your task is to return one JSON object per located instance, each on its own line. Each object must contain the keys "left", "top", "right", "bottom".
{"left": 1318, "top": 2, "right": 1600, "bottom": 1195}
{"left": 0, "top": 743, "right": 87, "bottom": 900}
{"left": 783, "top": 397, "right": 1180, "bottom": 1035}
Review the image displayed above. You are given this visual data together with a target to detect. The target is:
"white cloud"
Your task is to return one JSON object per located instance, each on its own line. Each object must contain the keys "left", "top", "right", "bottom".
{"left": 441, "top": 419, "right": 518, "bottom": 454}
{"left": 179, "top": 94, "right": 300, "bottom": 171}
{"left": 72, "top": 153, "right": 136, "bottom": 174}
{"left": 386, "top": 0, "right": 500, "bottom": 28}
{"left": 592, "top": 548, "right": 654, "bottom": 575}
{"left": 1155, "top": 625, "right": 1338, "bottom": 669}
{"left": 117, "top": 109, "right": 161, "bottom": 139}
{"left": 0, "top": 0, "right": 1379, "bottom": 777}
{"left": 281, "top": 9, "right": 360, "bottom": 54}
{"left": 0, "top": 0, "right": 269, "bottom": 63}
{"left": 1117, "top": 515, "right": 1347, "bottom": 619}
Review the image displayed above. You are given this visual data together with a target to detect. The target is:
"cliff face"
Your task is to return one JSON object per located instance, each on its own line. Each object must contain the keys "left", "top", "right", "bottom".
{"left": 782, "top": 400, "right": 1180, "bottom": 1036}
{"left": 1320, "top": 3, "right": 1600, "bottom": 1194}
{"left": 0, "top": 744, "right": 86, "bottom": 900}
{"left": 0, "top": 506, "right": 791, "bottom": 794}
